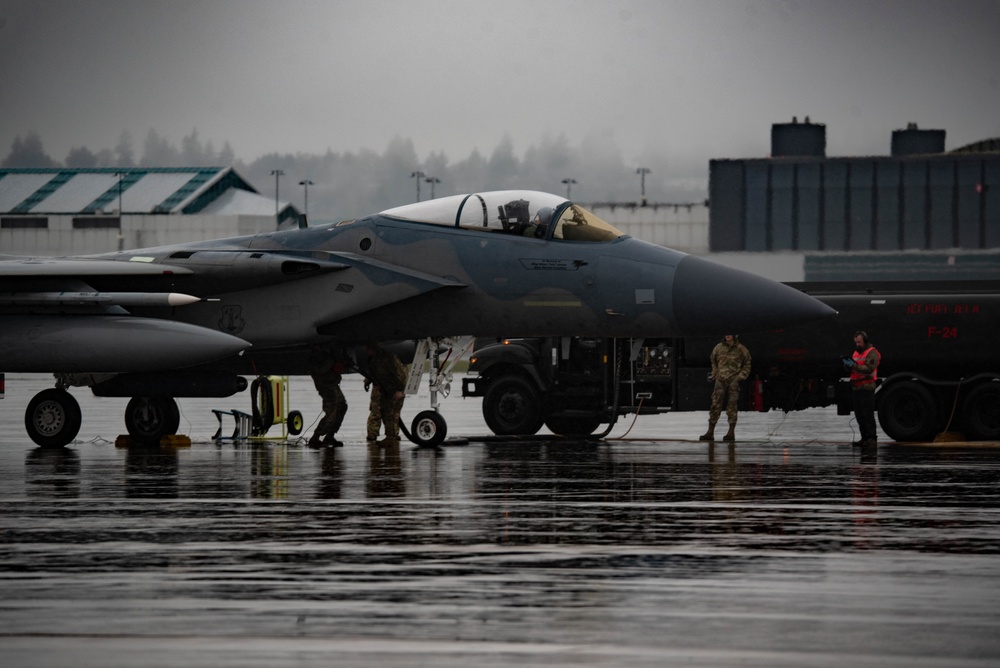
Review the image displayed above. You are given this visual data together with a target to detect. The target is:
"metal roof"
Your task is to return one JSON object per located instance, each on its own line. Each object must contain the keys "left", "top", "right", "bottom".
{"left": 0, "top": 167, "right": 294, "bottom": 217}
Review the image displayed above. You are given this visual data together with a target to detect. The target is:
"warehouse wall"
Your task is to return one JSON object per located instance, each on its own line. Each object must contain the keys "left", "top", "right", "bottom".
{"left": 0, "top": 213, "right": 278, "bottom": 255}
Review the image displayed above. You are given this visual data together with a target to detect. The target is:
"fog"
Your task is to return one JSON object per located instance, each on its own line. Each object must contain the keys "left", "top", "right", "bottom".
{"left": 2, "top": 0, "right": 998, "bottom": 218}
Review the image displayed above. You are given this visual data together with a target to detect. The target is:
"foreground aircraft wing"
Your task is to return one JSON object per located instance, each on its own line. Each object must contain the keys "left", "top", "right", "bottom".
{"left": 0, "top": 249, "right": 465, "bottom": 369}
{"left": 0, "top": 255, "right": 251, "bottom": 372}
{"left": 0, "top": 258, "right": 194, "bottom": 276}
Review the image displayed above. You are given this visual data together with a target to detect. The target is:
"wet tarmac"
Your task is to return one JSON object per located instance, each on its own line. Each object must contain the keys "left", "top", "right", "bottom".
{"left": 2, "top": 373, "right": 1000, "bottom": 667}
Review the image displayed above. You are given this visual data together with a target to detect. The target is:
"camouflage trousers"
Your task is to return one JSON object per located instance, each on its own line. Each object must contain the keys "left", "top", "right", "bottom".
{"left": 708, "top": 377, "right": 740, "bottom": 426}
{"left": 367, "top": 386, "right": 382, "bottom": 440}
{"left": 317, "top": 385, "right": 347, "bottom": 436}
{"left": 371, "top": 387, "right": 404, "bottom": 439}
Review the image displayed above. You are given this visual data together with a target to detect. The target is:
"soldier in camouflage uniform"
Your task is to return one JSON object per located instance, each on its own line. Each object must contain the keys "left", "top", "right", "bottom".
{"left": 365, "top": 381, "right": 382, "bottom": 442}
{"left": 699, "top": 334, "right": 752, "bottom": 442}
{"left": 364, "top": 342, "right": 408, "bottom": 446}
{"left": 308, "top": 346, "right": 348, "bottom": 447}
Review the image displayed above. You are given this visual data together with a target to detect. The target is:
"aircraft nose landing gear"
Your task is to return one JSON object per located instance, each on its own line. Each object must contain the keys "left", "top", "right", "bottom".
{"left": 401, "top": 337, "right": 473, "bottom": 447}
{"left": 408, "top": 410, "right": 447, "bottom": 447}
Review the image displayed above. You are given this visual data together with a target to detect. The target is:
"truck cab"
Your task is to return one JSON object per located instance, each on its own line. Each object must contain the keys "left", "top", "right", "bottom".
{"left": 462, "top": 337, "right": 682, "bottom": 437}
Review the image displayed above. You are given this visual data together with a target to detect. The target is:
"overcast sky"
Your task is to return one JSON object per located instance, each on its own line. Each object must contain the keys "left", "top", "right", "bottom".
{"left": 2, "top": 0, "right": 999, "bottom": 177}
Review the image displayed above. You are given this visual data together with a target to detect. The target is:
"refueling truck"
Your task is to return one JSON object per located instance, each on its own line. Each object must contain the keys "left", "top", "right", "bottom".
{"left": 461, "top": 280, "right": 1000, "bottom": 442}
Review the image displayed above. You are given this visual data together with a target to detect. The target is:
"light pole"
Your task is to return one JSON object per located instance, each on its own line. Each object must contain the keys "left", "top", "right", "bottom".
{"left": 114, "top": 171, "right": 125, "bottom": 251}
{"left": 113, "top": 171, "right": 125, "bottom": 215}
{"left": 270, "top": 169, "right": 285, "bottom": 226}
{"left": 298, "top": 179, "right": 314, "bottom": 220}
{"left": 636, "top": 167, "right": 651, "bottom": 206}
{"left": 411, "top": 171, "right": 425, "bottom": 201}
{"left": 425, "top": 176, "right": 440, "bottom": 199}
{"left": 561, "top": 178, "right": 577, "bottom": 199}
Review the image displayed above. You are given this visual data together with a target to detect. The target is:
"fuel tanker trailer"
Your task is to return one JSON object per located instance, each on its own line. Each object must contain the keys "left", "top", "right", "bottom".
{"left": 465, "top": 280, "right": 1000, "bottom": 442}
{"left": 716, "top": 280, "right": 1000, "bottom": 442}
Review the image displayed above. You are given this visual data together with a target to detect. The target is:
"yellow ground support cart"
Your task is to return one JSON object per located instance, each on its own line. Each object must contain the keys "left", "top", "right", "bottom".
{"left": 214, "top": 375, "right": 303, "bottom": 441}
{"left": 250, "top": 375, "right": 304, "bottom": 439}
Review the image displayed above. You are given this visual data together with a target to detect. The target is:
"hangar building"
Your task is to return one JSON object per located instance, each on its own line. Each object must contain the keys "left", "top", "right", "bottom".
{"left": 708, "top": 119, "right": 1000, "bottom": 281}
{"left": 0, "top": 167, "right": 300, "bottom": 256}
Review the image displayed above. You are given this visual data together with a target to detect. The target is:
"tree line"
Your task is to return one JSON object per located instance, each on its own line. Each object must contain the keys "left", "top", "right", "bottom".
{"left": 2, "top": 129, "right": 706, "bottom": 222}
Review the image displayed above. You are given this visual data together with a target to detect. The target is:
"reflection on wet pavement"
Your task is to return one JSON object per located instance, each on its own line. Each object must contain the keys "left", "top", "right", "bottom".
{"left": 2, "top": 375, "right": 1000, "bottom": 667}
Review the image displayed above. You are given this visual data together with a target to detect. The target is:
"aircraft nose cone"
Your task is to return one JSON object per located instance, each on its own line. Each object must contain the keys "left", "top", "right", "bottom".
{"left": 672, "top": 255, "right": 835, "bottom": 335}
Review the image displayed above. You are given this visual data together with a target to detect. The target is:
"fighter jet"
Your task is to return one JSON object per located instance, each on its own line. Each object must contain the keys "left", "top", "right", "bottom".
{"left": 0, "top": 190, "right": 834, "bottom": 447}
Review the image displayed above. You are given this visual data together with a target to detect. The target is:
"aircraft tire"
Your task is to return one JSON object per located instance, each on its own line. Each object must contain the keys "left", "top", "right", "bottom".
{"left": 960, "top": 382, "right": 1000, "bottom": 441}
{"left": 125, "top": 396, "right": 180, "bottom": 445}
{"left": 482, "top": 376, "right": 544, "bottom": 436}
{"left": 410, "top": 410, "right": 447, "bottom": 447}
{"left": 25, "top": 388, "right": 82, "bottom": 448}
{"left": 164, "top": 399, "right": 181, "bottom": 435}
{"left": 877, "top": 380, "right": 939, "bottom": 442}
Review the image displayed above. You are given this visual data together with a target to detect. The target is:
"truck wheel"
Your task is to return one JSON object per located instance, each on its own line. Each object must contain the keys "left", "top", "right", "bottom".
{"left": 25, "top": 388, "right": 82, "bottom": 448}
{"left": 483, "top": 376, "right": 544, "bottom": 436}
{"left": 961, "top": 383, "right": 1000, "bottom": 441}
{"left": 877, "top": 381, "right": 939, "bottom": 442}
{"left": 545, "top": 416, "right": 602, "bottom": 437}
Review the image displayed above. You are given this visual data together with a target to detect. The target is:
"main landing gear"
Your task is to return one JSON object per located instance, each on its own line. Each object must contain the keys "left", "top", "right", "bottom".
{"left": 23, "top": 386, "right": 183, "bottom": 448}
{"left": 25, "top": 388, "right": 82, "bottom": 448}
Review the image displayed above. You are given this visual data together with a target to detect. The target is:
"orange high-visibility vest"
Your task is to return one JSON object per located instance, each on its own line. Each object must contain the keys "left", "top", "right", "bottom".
{"left": 851, "top": 347, "right": 878, "bottom": 387}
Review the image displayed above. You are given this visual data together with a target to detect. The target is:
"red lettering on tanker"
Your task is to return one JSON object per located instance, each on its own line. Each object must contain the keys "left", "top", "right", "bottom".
{"left": 907, "top": 303, "right": 944, "bottom": 315}
{"left": 927, "top": 326, "right": 958, "bottom": 339}
{"left": 906, "top": 302, "right": 980, "bottom": 315}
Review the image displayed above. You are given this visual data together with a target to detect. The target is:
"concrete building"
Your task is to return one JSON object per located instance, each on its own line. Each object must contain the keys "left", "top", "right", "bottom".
{"left": 708, "top": 119, "right": 1000, "bottom": 281}
{"left": 0, "top": 167, "right": 300, "bottom": 256}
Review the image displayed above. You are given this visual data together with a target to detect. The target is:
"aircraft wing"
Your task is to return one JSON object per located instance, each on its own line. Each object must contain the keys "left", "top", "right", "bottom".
{"left": 310, "top": 253, "right": 467, "bottom": 327}
{"left": 0, "top": 258, "right": 194, "bottom": 277}
{"left": 0, "top": 251, "right": 351, "bottom": 300}
{"left": 0, "top": 250, "right": 465, "bottom": 369}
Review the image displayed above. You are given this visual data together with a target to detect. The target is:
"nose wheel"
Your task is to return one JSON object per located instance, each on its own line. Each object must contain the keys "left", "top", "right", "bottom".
{"left": 407, "top": 410, "right": 447, "bottom": 447}
{"left": 400, "top": 337, "right": 474, "bottom": 447}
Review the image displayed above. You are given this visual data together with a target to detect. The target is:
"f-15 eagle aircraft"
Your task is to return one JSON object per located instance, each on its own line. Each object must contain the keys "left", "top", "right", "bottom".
{"left": 1, "top": 190, "right": 834, "bottom": 447}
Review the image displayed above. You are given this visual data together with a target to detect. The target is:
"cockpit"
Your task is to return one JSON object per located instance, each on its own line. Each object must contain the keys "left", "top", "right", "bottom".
{"left": 378, "top": 190, "right": 625, "bottom": 242}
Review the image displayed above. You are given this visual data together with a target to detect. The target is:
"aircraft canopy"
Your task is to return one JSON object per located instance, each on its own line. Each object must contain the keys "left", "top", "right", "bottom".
{"left": 380, "top": 190, "right": 625, "bottom": 242}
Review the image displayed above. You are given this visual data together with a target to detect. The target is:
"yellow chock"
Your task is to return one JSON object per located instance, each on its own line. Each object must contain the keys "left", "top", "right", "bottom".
{"left": 114, "top": 434, "right": 192, "bottom": 448}
{"left": 933, "top": 432, "right": 965, "bottom": 443}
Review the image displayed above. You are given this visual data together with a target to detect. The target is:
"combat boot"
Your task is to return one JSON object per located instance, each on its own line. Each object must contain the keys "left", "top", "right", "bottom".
{"left": 723, "top": 425, "right": 736, "bottom": 441}
{"left": 322, "top": 434, "right": 343, "bottom": 447}
{"left": 376, "top": 435, "right": 400, "bottom": 447}
{"left": 307, "top": 433, "right": 323, "bottom": 447}
{"left": 698, "top": 425, "right": 716, "bottom": 441}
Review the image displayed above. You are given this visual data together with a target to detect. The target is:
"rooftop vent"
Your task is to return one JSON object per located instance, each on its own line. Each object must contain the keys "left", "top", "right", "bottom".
{"left": 771, "top": 116, "right": 826, "bottom": 157}
{"left": 891, "top": 123, "right": 946, "bottom": 156}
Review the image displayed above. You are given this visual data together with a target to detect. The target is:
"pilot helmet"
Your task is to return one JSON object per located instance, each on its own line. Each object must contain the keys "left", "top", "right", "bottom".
{"left": 534, "top": 207, "right": 554, "bottom": 226}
